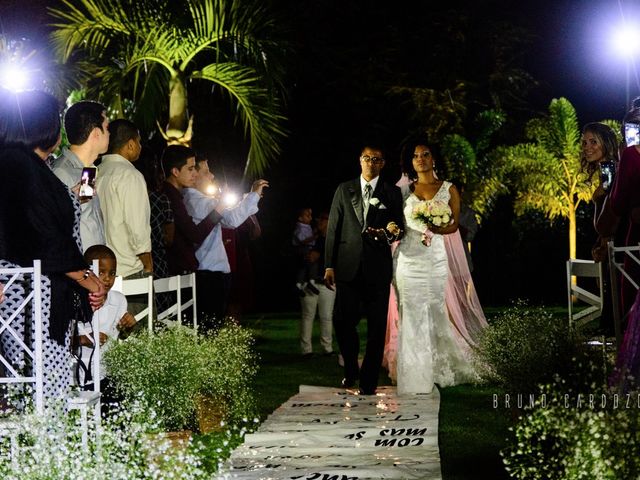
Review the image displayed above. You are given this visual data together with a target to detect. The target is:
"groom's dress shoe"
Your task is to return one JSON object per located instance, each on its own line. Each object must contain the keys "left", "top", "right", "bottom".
{"left": 341, "top": 378, "right": 356, "bottom": 388}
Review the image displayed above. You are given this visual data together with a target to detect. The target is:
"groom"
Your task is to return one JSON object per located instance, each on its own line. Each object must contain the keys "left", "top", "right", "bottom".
{"left": 324, "top": 145, "right": 404, "bottom": 395}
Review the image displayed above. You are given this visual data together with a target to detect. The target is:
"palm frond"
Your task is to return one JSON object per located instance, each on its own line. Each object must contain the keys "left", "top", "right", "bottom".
{"left": 48, "top": 0, "right": 134, "bottom": 61}
{"left": 49, "top": 0, "right": 289, "bottom": 173}
{"left": 526, "top": 97, "right": 579, "bottom": 158}
{"left": 193, "top": 62, "right": 287, "bottom": 176}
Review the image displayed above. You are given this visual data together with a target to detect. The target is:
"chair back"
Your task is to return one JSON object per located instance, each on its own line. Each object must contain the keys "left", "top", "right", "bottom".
{"left": 154, "top": 273, "right": 198, "bottom": 331}
{"left": 119, "top": 276, "right": 154, "bottom": 332}
{"left": 0, "top": 260, "right": 44, "bottom": 413}
{"left": 607, "top": 241, "right": 640, "bottom": 349}
{"left": 566, "top": 258, "right": 603, "bottom": 330}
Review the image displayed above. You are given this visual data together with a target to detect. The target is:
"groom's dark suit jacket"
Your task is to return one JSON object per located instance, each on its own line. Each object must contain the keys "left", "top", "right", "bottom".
{"left": 325, "top": 177, "right": 404, "bottom": 283}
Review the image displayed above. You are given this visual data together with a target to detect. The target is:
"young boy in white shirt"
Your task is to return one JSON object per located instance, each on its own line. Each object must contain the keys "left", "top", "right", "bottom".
{"left": 77, "top": 245, "right": 136, "bottom": 397}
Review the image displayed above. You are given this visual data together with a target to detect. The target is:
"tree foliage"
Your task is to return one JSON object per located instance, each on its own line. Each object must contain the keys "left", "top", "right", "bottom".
{"left": 439, "top": 109, "right": 508, "bottom": 219}
{"left": 502, "top": 98, "right": 592, "bottom": 220}
{"left": 48, "top": 0, "right": 288, "bottom": 176}
{"left": 493, "top": 97, "right": 619, "bottom": 258}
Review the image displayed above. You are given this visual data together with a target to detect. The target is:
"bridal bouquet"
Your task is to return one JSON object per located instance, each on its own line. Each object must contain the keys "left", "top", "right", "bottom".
{"left": 411, "top": 199, "right": 452, "bottom": 246}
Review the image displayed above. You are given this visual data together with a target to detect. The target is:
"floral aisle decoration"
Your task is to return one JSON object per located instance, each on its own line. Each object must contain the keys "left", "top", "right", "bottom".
{"left": 104, "top": 325, "right": 203, "bottom": 432}
{"left": 411, "top": 198, "right": 452, "bottom": 246}
{"left": 503, "top": 383, "right": 640, "bottom": 480}
{"left": 198, "top": 322, "right": 258, "bottom": 425}
{"left": 104, "top": 322, "right": 258, "bottom": 433}
{"left": 472, "top": 301, "right": 608, "bottom": 394}
{"left": 0, "top": 401, "right": 206, "bottom": 479}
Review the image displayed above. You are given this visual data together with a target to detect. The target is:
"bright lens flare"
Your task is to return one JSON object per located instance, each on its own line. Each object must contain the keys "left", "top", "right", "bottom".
{"left": 613, "top": 25, "right": 640, "bottom": 58}
{"left": 0, "top": 64, "right": 28, "bottom": 91}
{"left": 205, "top": 184, "right": 218, "bottom": 196}
{"left": 223, "top": 191, "right": 239, "bottom": 207}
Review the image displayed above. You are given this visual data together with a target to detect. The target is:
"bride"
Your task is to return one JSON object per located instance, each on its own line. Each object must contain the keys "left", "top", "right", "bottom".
{"left": 393, "top": 139, "right": 478, "bottom": 395}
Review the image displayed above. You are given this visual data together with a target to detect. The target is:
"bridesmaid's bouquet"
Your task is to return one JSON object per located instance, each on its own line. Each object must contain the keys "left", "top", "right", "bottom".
{"left": 411, "top": 199, "right": 452, "bottom": 246}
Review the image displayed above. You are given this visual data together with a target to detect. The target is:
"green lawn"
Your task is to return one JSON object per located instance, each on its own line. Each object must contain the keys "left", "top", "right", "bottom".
{"left": 242, "top": 313, "right": 513, "bottom": 480}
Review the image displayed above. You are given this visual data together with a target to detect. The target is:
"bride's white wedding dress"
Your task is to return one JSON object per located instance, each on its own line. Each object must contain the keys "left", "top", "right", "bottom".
{"left": 393, "top": 181, "right": 477, "bottom": 394}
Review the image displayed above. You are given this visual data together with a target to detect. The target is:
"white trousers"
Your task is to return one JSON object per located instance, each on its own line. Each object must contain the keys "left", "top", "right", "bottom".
{"left": 299, "top": 283, "right": 335, "bottom": 354}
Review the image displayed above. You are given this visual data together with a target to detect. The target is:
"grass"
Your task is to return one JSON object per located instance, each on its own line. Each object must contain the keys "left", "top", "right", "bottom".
{"left": 241, "top": 312, "right": 514, "bottom": 479}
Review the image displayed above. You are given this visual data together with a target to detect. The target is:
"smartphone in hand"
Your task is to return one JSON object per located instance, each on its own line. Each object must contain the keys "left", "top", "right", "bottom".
{"left": 600, "top": 160, "right": 616, "bottom": 192}
{"left": 625, "top": 122, "right": 640, "bottom": 147}
{"left": 79, "top": 167, "right": 97, "bottom": 200}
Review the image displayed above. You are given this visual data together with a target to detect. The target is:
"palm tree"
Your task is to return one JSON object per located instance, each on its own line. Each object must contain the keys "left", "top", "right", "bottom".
{"left": 493, "top": 98, "right": 618, "bottom": 260}
{"left": 49, "top": 0, "right": 288, "bottom": 176}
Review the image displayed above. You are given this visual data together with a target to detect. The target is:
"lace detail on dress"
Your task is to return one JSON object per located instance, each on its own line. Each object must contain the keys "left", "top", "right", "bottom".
{"left": 393, "top": 180, "right": 476, "bottom": 394}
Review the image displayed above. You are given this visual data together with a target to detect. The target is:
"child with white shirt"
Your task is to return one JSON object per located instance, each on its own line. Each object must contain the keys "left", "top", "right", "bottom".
{"left": 76, "top": 245, "right": 136, "bottom": 396}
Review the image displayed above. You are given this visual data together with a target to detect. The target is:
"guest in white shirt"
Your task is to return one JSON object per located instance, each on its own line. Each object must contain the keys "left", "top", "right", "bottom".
{"left": 96, "top": 119, "right": 152, "bottom": 278}
{"left": 182, "top": 156, "right": 268, "bottom": 329}
{"left": 52, "top": 101, "right": 108, "bottom": 251}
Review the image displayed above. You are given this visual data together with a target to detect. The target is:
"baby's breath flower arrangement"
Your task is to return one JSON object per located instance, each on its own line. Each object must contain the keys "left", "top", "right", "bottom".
{"left": 473, "top": 301, "right": 604, "bottom": 393}
{"left": 104, "top": 323, "right": 258, "bottom": 432}
{"left": 105, "top": 326, "right": 203, "bottom": 431}
{"left": 503, "top": 383, "right": 640, "bottom": 479}
{"left": 198, "top": 322, "right": 258, "bottom": 423}
{"left": 0, "top": 400, "right": 206, "bottom": 479}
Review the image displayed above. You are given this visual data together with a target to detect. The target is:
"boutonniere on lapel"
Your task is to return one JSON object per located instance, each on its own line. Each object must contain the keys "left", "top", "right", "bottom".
{"left": 369, "top": 198, "right": 386, "bottom": 209}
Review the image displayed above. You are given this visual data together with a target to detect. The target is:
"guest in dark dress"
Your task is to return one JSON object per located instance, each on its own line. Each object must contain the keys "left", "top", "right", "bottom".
{"left": 600, "top": 103, "right": 640, "bottom": 391}
{"left": 0, "top": 89, "right": 106, "bottom": 405}
{"left": 597, "top": 103, "right": 640, "bottom": 318}
{"left": 605, "top": 146, "right": 640, "bottom": 391}
{"left": 608, "top": 145, "right": 640, "bottom": 312}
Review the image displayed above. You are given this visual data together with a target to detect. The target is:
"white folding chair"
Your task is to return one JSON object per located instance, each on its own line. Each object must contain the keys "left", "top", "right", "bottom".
{"left": 67, "top": 260, "right": 101, "bottom": 450}
{"left": 0, "top": 260, "right": 44, "bottom": 413}
{"left": 154, "top": 273, "right": 198, "bottom": 331}
{"left": 0, "top": 260, "right": 43, "bottom": 465}
{"left": 119, "top": 275, "right": 154, "bottom": 333}
{"left": 179, "top": 273, "right": 198, "bottom": 331}
{"left": 567, "top": 258, "right": 604, "bottom": 330}
{"left": 607, "top": 241, "right": 640, "bottom": 349}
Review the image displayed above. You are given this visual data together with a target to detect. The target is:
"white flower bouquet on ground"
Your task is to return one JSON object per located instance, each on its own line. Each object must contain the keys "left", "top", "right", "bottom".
{"left": 411, "top": 199, "right": 452, "bottom": 246}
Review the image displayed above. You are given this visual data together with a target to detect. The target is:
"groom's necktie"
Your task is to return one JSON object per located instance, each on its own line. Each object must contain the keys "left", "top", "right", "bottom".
{"left": 363, "top": 183, "right": 372, "bottom": 220}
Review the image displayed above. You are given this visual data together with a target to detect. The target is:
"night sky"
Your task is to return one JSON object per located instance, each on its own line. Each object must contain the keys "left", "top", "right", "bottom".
{"left": 1, "top": 0, "right": 638, "bottom": 308}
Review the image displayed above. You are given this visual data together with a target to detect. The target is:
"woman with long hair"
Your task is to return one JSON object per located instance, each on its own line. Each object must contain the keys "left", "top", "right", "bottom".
{"left": 385, "top": 137, "right": 482, "bottom": 394}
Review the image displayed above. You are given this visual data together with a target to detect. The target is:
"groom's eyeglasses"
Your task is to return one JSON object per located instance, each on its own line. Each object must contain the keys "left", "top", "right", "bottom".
{"left": 360, "top": 155, "right": 384, "bottom": 164}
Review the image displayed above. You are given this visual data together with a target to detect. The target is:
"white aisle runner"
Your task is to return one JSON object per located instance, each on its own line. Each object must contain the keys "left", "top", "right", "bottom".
{"left": 217, "top": 385, "right": 442, "bottom": 480}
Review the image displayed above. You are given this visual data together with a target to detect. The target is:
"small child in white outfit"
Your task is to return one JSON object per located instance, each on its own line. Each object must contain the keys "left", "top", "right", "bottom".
{"left": 76, "top": 245, "right": 137, "bottom": 394}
